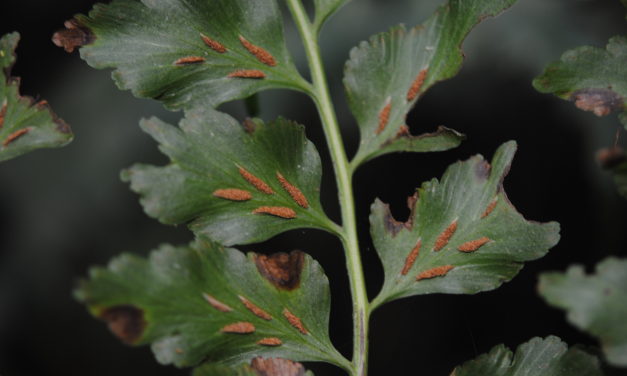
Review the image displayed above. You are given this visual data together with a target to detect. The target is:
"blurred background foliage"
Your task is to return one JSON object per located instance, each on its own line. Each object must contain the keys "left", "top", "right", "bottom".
{"left": 1, "top": 0, "right": 626, "bottom": 375}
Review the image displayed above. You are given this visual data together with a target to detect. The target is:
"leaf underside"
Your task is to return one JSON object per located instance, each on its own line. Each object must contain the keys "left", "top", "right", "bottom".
{"left": 193, "top": 357, "right": 314, "bottom": 376}
{"left": 370, "top": 141, "right": 560, "bottom": 308}
{"left": 0, "top": 32, "right": 72, "bottom": 162}
{"left": 344, "top": 0, "right": 519, "bottom": 168}
{"left": 539, "top": 257, "right": 627, "bottom": 367}
{"left": 76, "top": 237, "right": 345, "bottom": 369}
{"left": 533, "top": 36, "right": 627, "bottom": 127}
{"left": 452, "top": 336, "right": 603, "bottom": 376}
{"left": 122, "top": 107, "right": 333, "bottom": 246}
{"left": 67, "top": 0, "right": 308, "bottom": 111}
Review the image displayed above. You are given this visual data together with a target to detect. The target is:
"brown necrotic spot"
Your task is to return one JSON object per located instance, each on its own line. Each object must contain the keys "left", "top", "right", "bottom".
{"left": 381, "top": 203, "right": 410, "bottom": 237}
{"left": 174, "top": 56, "right": 206, "bottom": 65}
{"left": 276, "top": 172, "right": 309, "bottom": 208}
{"left": 52, "top": 19, "right": 95, "bottom": 53}
{"left": 202, "top": 293, "right": 233, "bottom": 312}
{"left": 482, "top": 199, "right": 497, "bottom": 218}
{"left": 257, "top": 337, "right": 283, "bottom": 347}
{"left": 221, "top": 322, "right": 256, "bottom": 334}
{"left": 239, "top": 296, "right": 273, "bottom": 320}
{"left": 255, "top": 251, "right": 304, "bottom": 291}
{"left": 239, "top": 167, "right": 274, "bottom": 194}
{"left": 213, "top": 188, "right": 252, "bottom": 201}
{"left": 228, "top": 69, "right": 266, "bottom": 79}
{"left": 458, "top": 237, "right": 491, "bottom": 252}
{"left": 243, "top": 118, "right": 257, "bottom": 133}
{"left": 571, "top": 88, "right": 624, "bottom": 117}
{"left": 3, "top": 127, "right": 32, "bottom": 147}
{"left": 239, "top": 36, "right": 277, "bottom": 67}
{"left": 200, "top": 33, "right": 227, "bottom": 53}
{"left": 252, "top": 206, "right": 296, "bottom": 219}
{"left": 433, "top": 220, "right": 457, "bottom": 251}
{"left": 416, "top": 265, "right": 455, "bottom": 281}
{"left": 55, "top": 118, "right": 72, "bottom": 134}
{"left": 376, "top": 100, "right": 392, "bottom": 135}
{"left": 0, "top": 101, "right": 7, "bottom": 129}
{"left": 282, "top": 308, "right": 308, "bottom": 334}
{"left": 401, "top": 240, "right": 421, "bottom": 275}
{"left": 99, "top": 305, "right": 146, "bottom": 344}
{"left": 251, "top": 357, "right": 306, "bottom": 376}
{"left": 396, "top": 125, "right": 410, "bottom": 138}
{"left": 407, "top": 69, "right": 428, "bottom": 101}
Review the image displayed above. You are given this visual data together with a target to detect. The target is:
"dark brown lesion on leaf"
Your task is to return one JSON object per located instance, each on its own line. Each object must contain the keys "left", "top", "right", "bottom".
{"left": 475, "top": 160, "right": 491, "bottom": 179}
{"left": 44, "top": 105, "right": 72, "bottom": 134}
{"left": 571, "top": 88, "right": 625, "bottom": 117}
{"left": 243, "top": 118, "right": 257, "bottom": 133}
{"left": 52, "top": 19, "right": 95, "bottom": 53}
{"left": 254, "top": 251, "right": 304, "bottom": 291}
{"left": 99, "top": 305, "right": 146, "bottom": 344}
{"left": 381, "top": 198, "right": 416, "bottom": 237}
{"left": 250, "top": 357, "right": 306, "bottom": 376}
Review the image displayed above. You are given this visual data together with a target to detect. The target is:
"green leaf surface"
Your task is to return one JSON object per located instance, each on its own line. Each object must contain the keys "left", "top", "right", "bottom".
{"left": 539, "top": 257, "right": 627, "bottom": 367}
{"left": 122, "top": 107, "right": 335, "bottom": 246}
{"left": 533, "top": 36, "right": 627, "bottom": 127}
{"left": 193, "top": 357, "right": 314, "bottom": 376}
{"left": 451, "top": 336, "right": 603, "bottom": 376}
{"left": 344, "top": 0, "right": 518, "bottom": 168}
{"left": 66, "top": 0, "right": 310, "bottom": 110}
{"left": 76, "top": 237, "right": 348, "bottom": 369}
{"left": 313, "top": 0, "right": 350, "bottom": 32}
{"left": 370, "top": 141, "right": 560, "bottom": 308}
{"left": 0, "top": 32, "right": 72, "bottom": 162}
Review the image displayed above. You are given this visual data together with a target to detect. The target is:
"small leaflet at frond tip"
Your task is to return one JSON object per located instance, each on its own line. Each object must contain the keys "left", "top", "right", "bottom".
{"left": 345, "top": 0, "right": 519, "bottom": 168}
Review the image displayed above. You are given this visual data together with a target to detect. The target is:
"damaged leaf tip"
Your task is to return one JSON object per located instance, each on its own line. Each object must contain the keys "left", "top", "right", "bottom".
{"left": 52, "top": 18, "right": 94, "bottom": 53}
{"left": 99, "top": 305, "right": 146, "bottom": 344}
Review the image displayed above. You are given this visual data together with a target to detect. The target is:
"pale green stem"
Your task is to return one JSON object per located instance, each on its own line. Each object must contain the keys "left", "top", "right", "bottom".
{"left": 285, "top": 1, "right": 369, "bottom": 375}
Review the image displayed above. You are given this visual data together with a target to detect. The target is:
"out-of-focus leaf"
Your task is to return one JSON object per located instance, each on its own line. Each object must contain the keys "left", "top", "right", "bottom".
{"left": 344, "top": 0, "right": 519, "bottom": 168}
{"left": 533, "top": 36, "right": 627, "bottom": 127}
{"left": 0, "top": 32, "right": 72, "bottom": 162}
{"left": 76, "top": 237, "right": 348, "bottom": 369}
{"left": 539, "top": 257, "right": 627, "bottom": 367}
{"left": 451, "top": 336, "right": 603, "bottom": 376}
{"left": 370, "top": 141, "right": 560, "bottom": 308}
{"left": 54, "top": 0, "right": 310, "bottom": 110}
{"left": 122, "top": 107, "right": 335, "bottom": 246}
{"left": 313, "top": 0, "right": 350, "bottom": 32}
{"left": 193, "top": 357, "right": 314, "bottom": 376}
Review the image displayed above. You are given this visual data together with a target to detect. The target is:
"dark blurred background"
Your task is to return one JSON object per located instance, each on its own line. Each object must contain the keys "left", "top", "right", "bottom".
{"left": 1, "top": 0, "right": 627, "bottom": 375}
